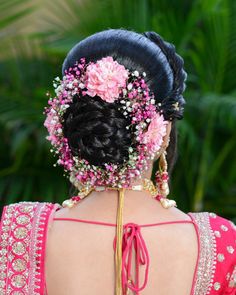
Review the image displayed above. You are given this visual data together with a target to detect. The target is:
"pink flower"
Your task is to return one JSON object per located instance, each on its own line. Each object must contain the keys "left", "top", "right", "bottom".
{"left": 85, "top": 56, "right": 129, "bottom": 102}
{"left": 142, "top": 112, "right": 168, "bottom": 151}
{"left": 44, "top": 110, "right": 61, "bottom": 145}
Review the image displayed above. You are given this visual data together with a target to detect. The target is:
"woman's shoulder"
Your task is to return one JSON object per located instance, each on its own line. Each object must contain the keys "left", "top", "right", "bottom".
{"left": 189, "top": 211, "right": 236, "bottom": 292}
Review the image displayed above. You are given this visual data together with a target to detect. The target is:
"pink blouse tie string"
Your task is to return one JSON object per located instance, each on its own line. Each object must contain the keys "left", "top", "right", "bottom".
{"left": 113, "top": 222, "right": 150, "bottom": 294}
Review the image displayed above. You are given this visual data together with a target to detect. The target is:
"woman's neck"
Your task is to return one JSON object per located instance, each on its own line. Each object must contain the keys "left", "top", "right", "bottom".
{"left": 58, "top": 184, "right": 189, "bottom": 225}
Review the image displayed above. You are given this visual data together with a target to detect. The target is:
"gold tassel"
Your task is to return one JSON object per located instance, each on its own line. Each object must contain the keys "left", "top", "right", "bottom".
{"left": 115, "top": 187, "right": 125, "bottom": 295}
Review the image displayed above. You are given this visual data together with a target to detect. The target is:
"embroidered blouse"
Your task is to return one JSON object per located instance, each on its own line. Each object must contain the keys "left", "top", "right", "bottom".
{"left": 0, "top": 201, "right": 235, "bottom": 295}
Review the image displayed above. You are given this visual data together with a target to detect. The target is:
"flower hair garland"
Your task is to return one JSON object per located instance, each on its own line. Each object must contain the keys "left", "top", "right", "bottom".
{"left": 44, "top": 56, "right": 168, "bottom": 194}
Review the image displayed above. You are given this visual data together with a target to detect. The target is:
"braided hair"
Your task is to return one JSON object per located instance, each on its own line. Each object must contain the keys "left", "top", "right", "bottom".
{"left": 142, "top": 31, "right": 187, "bottom": 175}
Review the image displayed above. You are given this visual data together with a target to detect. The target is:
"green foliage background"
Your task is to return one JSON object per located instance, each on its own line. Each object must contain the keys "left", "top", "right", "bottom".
{"left": 0, "top": 0, "right": 235, "bottom": 221}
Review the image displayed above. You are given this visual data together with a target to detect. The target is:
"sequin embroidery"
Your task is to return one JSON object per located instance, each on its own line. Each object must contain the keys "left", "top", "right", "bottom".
{"left": 228, "top": 265, "right": 236, "bottom": 288}
{"left": 189, "top": 212, "right": 217, "bottom": 295}
{"left": 0, "top": 202, "right": 56, "bottom": 294}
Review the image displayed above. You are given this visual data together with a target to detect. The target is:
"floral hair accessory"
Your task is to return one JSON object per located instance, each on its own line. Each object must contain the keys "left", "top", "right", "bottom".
{"left": 85, "top": 56, "right": 129, "bottom": 102}
{"left": 44, "top": 56, "right": 168, "bottom": 194}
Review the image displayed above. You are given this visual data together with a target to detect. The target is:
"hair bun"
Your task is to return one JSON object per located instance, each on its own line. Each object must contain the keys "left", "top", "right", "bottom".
{"left": 62, "top": 94, "right": 133, "bottom": 166}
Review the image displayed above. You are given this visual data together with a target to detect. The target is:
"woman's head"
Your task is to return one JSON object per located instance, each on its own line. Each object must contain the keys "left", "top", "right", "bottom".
{"left": 61, "top": 28, "right": 187, "bottom": 180}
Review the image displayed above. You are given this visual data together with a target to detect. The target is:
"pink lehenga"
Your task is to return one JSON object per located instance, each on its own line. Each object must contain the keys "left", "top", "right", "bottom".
{"left": 0, "top": 201, "right": 235, "bottom": 295}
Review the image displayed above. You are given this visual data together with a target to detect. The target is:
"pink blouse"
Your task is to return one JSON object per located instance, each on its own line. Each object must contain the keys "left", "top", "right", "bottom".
{"left": 0, "top": 201, "right": 235, "bottom": 294}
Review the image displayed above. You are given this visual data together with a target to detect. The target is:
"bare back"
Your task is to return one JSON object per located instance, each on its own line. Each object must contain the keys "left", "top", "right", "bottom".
{"left": 45, "top": 191, "right": 198, "bottom": 295}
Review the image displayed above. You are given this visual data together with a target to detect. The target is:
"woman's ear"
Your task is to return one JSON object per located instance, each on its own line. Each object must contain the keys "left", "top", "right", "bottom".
{"left": 163, "top": 121, "right": 172, "bottom": 149}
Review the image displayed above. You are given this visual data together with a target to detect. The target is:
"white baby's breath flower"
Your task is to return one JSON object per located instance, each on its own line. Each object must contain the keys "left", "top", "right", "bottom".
{"left": 55, "top": 85, "right": 62, "bottom": 94}
{"left": 129, "top": 147, "right": 133, "bottom": 152}
{"left": 79, "top": 83, "right": 85, "bottom": 89}
{"left": 141, "top": 122, "right": 147, "bottom": 128}
{"left": 127, "top": 83, "right": 133, "bottom": 90}
{"left": 60, "top": 104, "right": 70, "bottom": 111}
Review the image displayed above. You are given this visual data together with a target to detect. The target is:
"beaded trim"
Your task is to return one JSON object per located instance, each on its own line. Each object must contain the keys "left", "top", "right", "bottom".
{"left": 189, "top": 212, "right": 217, "bottom": 295}
{"left": 0, "top": 202, "right": 55, "bottom": 295}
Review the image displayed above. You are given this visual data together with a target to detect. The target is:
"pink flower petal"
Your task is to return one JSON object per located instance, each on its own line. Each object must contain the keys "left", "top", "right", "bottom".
{"left": 85, "top": 56, "right": 128, "bottom": 102}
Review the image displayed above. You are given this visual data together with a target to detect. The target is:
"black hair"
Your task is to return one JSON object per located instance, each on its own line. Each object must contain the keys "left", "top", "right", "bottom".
{"left": 62, "top": 28, "right": 187, "bottom": 178}
{"left": 62, "top": 94, "right": 133, "bottom": 167}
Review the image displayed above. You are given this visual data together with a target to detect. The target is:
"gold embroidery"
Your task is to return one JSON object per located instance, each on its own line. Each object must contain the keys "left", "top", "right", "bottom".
{"left": 12, "top": 241, "right": 27, "bottom": 255}
{"left": 226, "top": 245, "right": 234, "bottom": 254}
{"left": 226, "top": 272, "right": 231, "bottom": 281}
{"left": 189, "top": 212, "right": 217, "bottom": 295}
{"left": 0, "top": 273, "right": 6, "bottom": 280}
{"left": 0, "top": 202, "right": 55, "bottom": 294}
{"left": 209, "top": 212, "right": 217, "bottom": 218}
{"left": 229, "top": 265, "right": 236, "bottom": 288}
{"left": 213, "top": 281, "right": 221, "bottom": 290}
{"left": 220, "top": 224, "right": 228, "bottom": 231}
{"left": 16, "top": 214, "right": 30, "bottom": 226}
{"left": 214, "top": 230, "right": 221, "bottom": 238}
{"left": 13, "top": 227, "right": 28, "bottom": 239}
{"left": 217, "top": 253, "right": 225, "bottom": 262}
{"left": 11, "top": 274, "right": 27, "bottom": 288}
{"left": 19, "top": 205, "right": 34, "bottom": 214}
{"left": 12, "top": 258, "right": 27, "bottom": 272}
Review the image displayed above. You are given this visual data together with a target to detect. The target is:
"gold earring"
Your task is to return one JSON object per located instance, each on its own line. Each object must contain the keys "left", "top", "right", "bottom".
{"left": 154, "top": 150, "right": 177, "bottom": 209}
